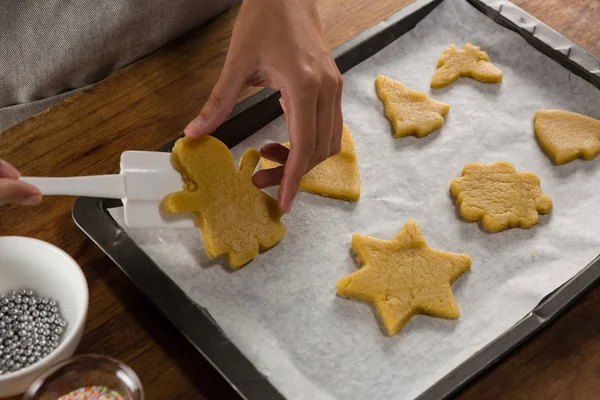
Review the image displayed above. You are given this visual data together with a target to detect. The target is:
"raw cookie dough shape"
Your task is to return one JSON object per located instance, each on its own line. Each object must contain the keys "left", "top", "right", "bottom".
{"left": 162, "top": 136, "right": 286, "bottom": 269}
{"left": 261, "top": 125, "right": 361, "bottom": 201}
{"left": 336, "top": 220, "right": 471, "bottom": 336}
{"left": 431, "top": 43, "right": 503, "bottom": 88}
{"left": 375, "top": 74, "right": 450, "bottom": 138}
{"left": 534, "top": 109, "right": 600, "bottom": 165}
{"left": 450, "top": 162, "right": 553, "bottom": 233}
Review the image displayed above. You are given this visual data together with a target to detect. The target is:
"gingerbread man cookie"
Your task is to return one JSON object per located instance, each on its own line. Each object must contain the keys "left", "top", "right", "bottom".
{"left": 450, "top": 162, "right": 552, "bottom": 232}
{"left": 261, "top": 125, "right": 361, "bottom": 201}
{"left": 375, "top": 74, "right": 450, "bottom": 138}
{"left": 337, "top": 220, "right": 471, "bottom": 336}
{"left": 162, "top": 136, "right": 286, "bottom": 269}
{"left": 534, "top": 109, "right": 600, "bottom": 165}
{"left": 431, "top": 43, "right": 503, "bottom": 88}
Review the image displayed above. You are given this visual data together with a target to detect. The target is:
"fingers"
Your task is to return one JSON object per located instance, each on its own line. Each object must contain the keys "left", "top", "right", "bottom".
{"left": 252, "top": 143, "right": 289, "bottom": 189}
{"left": 311, "top": 76, "right": 336, "bottom": 168}
{"left": 253, "top": 166, "right": 285, "bottom": 189}
{"left": 0, "top": 179, "right": 42, "bottom": 207}
{"left": 184, "top": 62, "right": 248, "bottom": 138}
{"left": 0, "top": 159, "right": 21, "bottom": 178}
{"left": 330, "top": 67, "right": 344, "bottom": 156}
{"left": 278, "top": 83, "right": 319, "bottom": 213}
{"left": 260, "top": 143, "right": 289, "bottom": 165}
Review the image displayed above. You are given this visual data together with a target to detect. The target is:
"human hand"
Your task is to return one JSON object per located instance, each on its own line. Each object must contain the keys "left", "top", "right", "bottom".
{"left": 0, "top": 160, "right": 42, "bottom": 206}
{"left": 184, "top": 0, "right": 343, "bottom": 213}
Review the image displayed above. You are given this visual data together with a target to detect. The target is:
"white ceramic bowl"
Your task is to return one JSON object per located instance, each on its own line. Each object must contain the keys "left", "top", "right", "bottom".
{"left": 0, "top": 236, "right": 88, "bottom": 398}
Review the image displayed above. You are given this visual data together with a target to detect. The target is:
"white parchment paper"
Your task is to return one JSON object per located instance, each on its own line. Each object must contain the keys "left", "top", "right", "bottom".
{"left": 109, "top": 1, "right": 600, "bottom": 398}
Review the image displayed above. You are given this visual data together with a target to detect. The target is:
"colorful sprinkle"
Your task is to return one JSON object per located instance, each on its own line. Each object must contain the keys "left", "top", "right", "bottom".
{"left": 58, "top": 385, "right": 124, "bottom": 400}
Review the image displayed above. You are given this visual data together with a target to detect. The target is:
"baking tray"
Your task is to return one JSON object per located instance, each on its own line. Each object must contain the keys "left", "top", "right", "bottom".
{"left": 72, "top": 1, "right": 600, "bottom": 399}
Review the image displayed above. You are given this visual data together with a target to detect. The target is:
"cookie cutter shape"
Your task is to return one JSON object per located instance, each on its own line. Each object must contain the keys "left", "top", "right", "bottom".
{"left": 450, "top": 161, "right": 552, "bottom": 232}
{"left": 375, "top": 74, "right": 450, "bottom": 138}
{"left": 261, "top": 125, "right": 361, "bottom": 201}
{"left": 337, "top": 220, "right": 471, "bottom": 336}
{"left": 162, "top": 136, "right": 286, "bottom": 269}
{"left": 431, "top": 43, "right": 503, "bottom": 88}
{"left": 534, "top": 109, "right": 600, "bottom": 165}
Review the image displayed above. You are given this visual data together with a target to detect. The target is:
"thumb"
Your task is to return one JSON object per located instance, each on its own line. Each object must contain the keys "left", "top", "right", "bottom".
{"left": 184, "top": 65, "right": 247, "bottom": 138}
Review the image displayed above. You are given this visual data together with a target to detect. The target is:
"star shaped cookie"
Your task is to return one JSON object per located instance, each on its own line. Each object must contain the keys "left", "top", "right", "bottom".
{"left": 431, "top": 43, "right": 503, "bottom": 88}
{"left": 260, "top": 125, "right": 361, "bottom": 201}
{"left": 450, "top": 162, "right": 553, "bottom": 232}
{"left": 375, "top": 74, "right": 450, "bottom": 138}
{"left": 534, "top": 109, "right": 600, "bottom": 165}
{"left": 336, "top": 220, "right": 471, "bottom": 336}
{"left": 162, "top": 136, "right": 286, "bottom": 269}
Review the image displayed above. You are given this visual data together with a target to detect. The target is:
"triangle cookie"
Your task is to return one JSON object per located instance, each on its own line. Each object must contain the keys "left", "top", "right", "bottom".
{"left": 534, "top": 109, "right": 600, "bottom": 165}
{"left": 261, "top": 125, "right": 361, "bottom": 201}
{"left": 375, "top": 74, "right": 450, "bottom": 138}
{"left": 431, "top": 43, "right": 503, "bottom": 88}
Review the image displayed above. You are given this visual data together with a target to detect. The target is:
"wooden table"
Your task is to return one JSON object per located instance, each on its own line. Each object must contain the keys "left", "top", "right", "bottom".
{"left": 1, "top": 0, "right": 598, "bottom": 398}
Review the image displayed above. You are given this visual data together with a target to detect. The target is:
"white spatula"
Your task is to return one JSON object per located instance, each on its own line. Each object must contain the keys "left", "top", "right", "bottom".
{"left": 20, "top": 151, "right": 196, "bottom": 229}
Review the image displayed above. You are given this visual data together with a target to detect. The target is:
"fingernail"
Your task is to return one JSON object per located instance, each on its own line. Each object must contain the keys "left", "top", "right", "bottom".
{"left": 0, "top": 159, "right": 20, "bottom": 178}
{"left": 20, "top": 194, "right": 42, "bottom": 206}
{"left": 183, "top": 116, "right": 206, "bottom": 137}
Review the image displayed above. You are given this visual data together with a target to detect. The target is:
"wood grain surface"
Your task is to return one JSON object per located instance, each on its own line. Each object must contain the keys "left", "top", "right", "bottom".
{"left": 1, "top": 0, "right": 598, "bottom": 399}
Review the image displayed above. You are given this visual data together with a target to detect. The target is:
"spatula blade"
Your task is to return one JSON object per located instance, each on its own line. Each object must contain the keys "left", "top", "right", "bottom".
{"left": 120, "top": 151, "right": 196, "bottom": 229}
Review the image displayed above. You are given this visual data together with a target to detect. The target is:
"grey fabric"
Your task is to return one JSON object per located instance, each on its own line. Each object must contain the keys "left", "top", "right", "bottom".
{"left": 0, "top": 0, "right": 236, "bottom": 132}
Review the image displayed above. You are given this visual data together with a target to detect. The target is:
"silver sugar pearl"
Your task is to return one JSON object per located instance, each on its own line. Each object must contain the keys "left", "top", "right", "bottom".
{"left": 41, "top": 298, "right": 48, "bottom": 305}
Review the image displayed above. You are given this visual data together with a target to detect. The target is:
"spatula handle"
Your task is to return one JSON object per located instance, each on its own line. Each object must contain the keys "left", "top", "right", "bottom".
{"left": 20, "top": 175, "right": 125, "bottom": 199}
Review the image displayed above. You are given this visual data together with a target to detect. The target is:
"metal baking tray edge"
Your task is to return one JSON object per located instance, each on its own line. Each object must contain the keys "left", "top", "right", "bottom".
{"left": 72, "top": 1, "right": 600, "bottom": 399}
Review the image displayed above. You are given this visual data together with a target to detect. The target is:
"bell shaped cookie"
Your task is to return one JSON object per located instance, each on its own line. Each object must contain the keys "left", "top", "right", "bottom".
{"left": 162, "top": 136, "right": 286, "bottom": 269}
{"left": 431, "top": 43, "right": 503, "bottom": 88}
{"left": 450, "top": 162, "right": 552, "bottom": 232}
{"left": 261, "top": 125, "right": 361, "bottom": 201}
{"left": 534, "top": 109, "right": 600, "bottom": 165}
{"left": 337, "top": 220, "right": 471, "bottom": 336}
{"left": 375, "top": 74, "right": 450, "bottom": 138}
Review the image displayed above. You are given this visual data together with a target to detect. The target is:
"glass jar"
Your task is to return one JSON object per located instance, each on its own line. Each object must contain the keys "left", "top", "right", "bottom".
{"left": 23, "top": 354, "right": 144, "bottom": 400}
